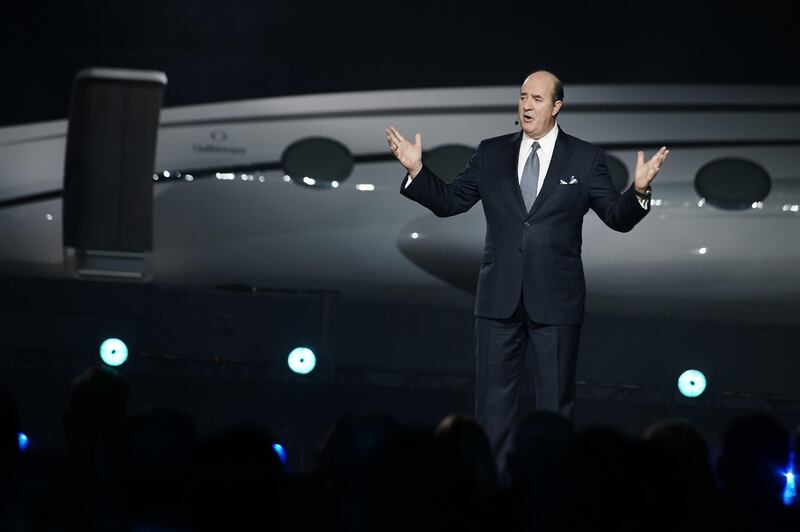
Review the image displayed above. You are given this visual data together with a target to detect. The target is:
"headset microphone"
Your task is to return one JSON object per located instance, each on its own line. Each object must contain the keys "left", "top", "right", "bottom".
{"left": 514, "top": 120, "right": 519, "bottom": 125}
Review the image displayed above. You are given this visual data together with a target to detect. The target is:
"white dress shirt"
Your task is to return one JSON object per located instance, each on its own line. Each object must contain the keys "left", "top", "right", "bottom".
{"left": 518, "top": 123, "right": 559, "bottom": 195}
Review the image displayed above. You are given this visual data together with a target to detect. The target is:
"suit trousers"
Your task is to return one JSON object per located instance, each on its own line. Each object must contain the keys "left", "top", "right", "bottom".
{"left": 474, "top": 297, "right": 581, "bottom": 467}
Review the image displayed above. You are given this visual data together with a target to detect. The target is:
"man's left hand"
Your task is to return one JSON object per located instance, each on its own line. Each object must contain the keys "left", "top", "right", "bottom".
{"left": 634, "top": 146, "right": 669, "bottom": 193}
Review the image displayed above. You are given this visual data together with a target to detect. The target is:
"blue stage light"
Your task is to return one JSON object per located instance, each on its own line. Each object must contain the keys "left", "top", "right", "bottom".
{"left": 287, "top": 347, "right": 316, "bottom": 375}
{"left": 272, "top": 443, "right": 287, "bottom": 465}
{"left": 785, "top": 467, "right": 797, "bottom": 506}
{"left": 99, "top": 338, "right": 128, "bottom": 367}
{"left": 18, "top": 432, "right": 29, "bottom": 452}
{"left": 677, "top": 369, "right": 707, "bottom": 398}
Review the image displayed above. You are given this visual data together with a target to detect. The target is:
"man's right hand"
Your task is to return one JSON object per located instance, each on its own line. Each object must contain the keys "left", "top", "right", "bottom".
{"left": 385, "top": 126, "right": 423, "bottom": 178}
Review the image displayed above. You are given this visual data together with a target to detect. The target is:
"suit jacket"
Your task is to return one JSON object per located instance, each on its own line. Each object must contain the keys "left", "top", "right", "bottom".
{"left": 400, "top": 127, "right": 649, "bottom": 325}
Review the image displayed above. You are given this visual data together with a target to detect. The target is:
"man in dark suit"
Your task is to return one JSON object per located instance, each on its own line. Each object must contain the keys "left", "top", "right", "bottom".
{"left": 386, "top": 70, "right": 668, "bottom": 465}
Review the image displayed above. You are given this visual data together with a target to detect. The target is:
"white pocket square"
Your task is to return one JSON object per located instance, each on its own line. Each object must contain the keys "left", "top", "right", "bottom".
{"left": 560, "top": 175, "right": 580, "bottom": 185}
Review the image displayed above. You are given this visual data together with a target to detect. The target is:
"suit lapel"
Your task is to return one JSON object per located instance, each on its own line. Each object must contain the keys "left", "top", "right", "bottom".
{"left": 526, "top": 129, "right": 573, "bottom": 219}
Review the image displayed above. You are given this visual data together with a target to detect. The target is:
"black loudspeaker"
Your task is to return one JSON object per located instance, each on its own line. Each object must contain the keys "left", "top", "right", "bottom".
{"left": 63, "top": 68, "right": 167, "bottom": 279}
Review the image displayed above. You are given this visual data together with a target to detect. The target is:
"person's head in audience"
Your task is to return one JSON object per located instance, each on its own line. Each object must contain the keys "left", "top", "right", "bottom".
{"left": 0, "top": 387, "right": 19, "bottom": 461}
{"left": 505, "top": 411, "right": 574, "bottom": 492}
{"left": 643, "top": 418, "right": 716, "bottom": 499}
{"left": 368, "top": 427, "right": 458, "bottom": 532}
{"left": 564, "top": 426, "right": 670, "bottom": 530}
{"left": 435, "top": 414, "right": 498, "bottom": 496}
{"left": 316, "top": 413, "right": 400, "bottom": 483}
{"left": 717, "top": 413, "right": 791, "bottom": 508}
{"left": 314, "top": 414, "right": 401, "bottom": 532}
{"left": 0, "top": 387, "right": 20, "bottom": 489}
{"left": 63, "top": 366, "right": 127, "bottom": 454}
{"left": 93, "top": 406, "right": 198, "bottom": 530}
{"left": 192, "top": 424, "right": 287, "bottom": 532}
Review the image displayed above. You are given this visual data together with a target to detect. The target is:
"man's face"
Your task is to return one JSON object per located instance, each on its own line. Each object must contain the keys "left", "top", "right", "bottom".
{"left": 518, "top": 73, "right": 561, "bottom": 139}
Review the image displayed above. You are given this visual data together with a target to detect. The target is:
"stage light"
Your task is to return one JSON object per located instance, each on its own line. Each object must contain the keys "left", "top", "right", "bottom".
{"left": 785, "top": 469, "right": 797, "bottom": 506}
{"left": 677, "top": 369, "right": 707, "bottom": 398}
{"left": 18, "top": 432, "right": 29, "bottom": 452}
{"left": 99, "top": 338, "right": 129, "bottom": 367}
{"left": 287, "top": 347, "right": 316, "bottom": 375}
{"left": 272, "top": 443, "right": 287, "bottom": 465}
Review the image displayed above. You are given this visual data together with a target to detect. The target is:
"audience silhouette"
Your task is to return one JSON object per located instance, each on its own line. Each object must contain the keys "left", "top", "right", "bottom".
{"left": 1, "top": 370, "right": 799, "bottom": 531}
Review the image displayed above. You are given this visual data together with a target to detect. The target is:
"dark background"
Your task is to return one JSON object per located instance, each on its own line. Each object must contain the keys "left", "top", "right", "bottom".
{"left": 2, "top": 0, "right": 796, "bottom": 126}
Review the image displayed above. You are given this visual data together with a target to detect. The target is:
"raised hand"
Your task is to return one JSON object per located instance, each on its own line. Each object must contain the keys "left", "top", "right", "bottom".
{"left": 634, "top": 146, "right": 669, "bottom": 192}
{"left": 385, "top": 126, "right": 423, "bottom": 177}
